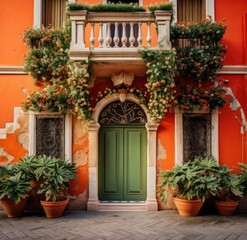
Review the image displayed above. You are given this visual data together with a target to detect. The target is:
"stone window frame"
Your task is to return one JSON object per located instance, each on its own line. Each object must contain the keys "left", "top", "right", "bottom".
{"left": 175, "top": 109, "right": 219, "bottom": 165}
{"left": 28, "top": 112, "right": 72, "bottom": 162}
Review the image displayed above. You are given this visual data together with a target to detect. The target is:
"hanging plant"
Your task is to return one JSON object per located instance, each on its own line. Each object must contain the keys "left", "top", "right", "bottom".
{"left": 23, "top": 26, "right": 70, "bottom": 84}
{"left": 139, "top": 48, "right": 176, "bottom": 120}
{"left": 174, "top": 85, "right": 226, "bottom": 112}
{"left": 67, "top": 61, "right": 92, "bottom": 120}
{"left": 171, "top": 17, "right": 227, "bottom": 82}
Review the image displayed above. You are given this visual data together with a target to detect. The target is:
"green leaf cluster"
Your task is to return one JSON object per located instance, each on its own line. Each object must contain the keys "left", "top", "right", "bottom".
{"left": 67, "top": 3, "right": 146, "bottom": 12}
{"left": 31, "top": 155, "right": 77, "bottom": 202}
{"left": 0, "top": 155, "right": 77, "bottom": 203}
{"left": 0, "top": 162, "right": 32, "bottom": 204}
{"left": 157, "top": 156, "right": 244, "bottom": 203}
{"left": 148, "top": 3, "right": 173, "bottom": 13}
{"left": 239, "top": 163, "right": 247, "bottom": 197}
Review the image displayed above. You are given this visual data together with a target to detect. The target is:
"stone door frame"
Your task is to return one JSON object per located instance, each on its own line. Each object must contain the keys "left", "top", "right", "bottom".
{"left": 87, "top": 93, "right": 159, "bottom": 211}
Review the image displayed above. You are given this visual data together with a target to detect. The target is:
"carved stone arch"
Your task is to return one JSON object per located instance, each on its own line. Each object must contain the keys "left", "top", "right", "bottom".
{"left": 93, "top": 93, "right": 151, "bottom": 124}
{"left": 87, "top": 92, "right": 159, "bottom": 211}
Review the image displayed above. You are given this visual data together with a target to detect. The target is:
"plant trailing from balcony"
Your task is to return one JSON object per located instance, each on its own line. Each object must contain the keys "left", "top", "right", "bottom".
{"left": 171, "top": 17, "right": 227, "bottom": 82}
{"left": 171, "top": 17, "right": 227, "bottom": 111}
{"left": 67, "top": 61, "right": 92, "bottom": 120}
{"left": 140, "top": 48, "right": 176, "bottom": 121}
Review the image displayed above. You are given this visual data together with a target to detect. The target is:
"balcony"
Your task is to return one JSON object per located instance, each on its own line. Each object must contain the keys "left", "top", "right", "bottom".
{"left": 69, "top": 10, "right": 172, "bottom": 77}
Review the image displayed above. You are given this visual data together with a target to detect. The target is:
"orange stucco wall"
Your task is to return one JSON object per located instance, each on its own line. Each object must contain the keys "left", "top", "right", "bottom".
{"left": 215, "top": 0, "right": 247, "bottom": 166}
{"left": 0, "top": 0, "right": 246, "bottom": 209}
{"left": 215, "top": 0, "right": 247, "bottom": 65}
{"left": 0, "top": 0, "right": 34, "bottom": 65}
{"left": 0, "top": 75, "right": 37, "bottom": 128}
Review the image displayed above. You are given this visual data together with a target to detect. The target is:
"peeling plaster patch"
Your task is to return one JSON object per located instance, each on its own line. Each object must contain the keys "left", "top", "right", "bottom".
{"left": 67, "top": 190, "right": 88, "bottom": 210}
{"left": 6, "top": 124, "right": 14, "bottom": 134}
{"left": 17, "top": 112, "right": 29, "bottom": 151}
{"left": 73, "top": 150, "right": 88, "bottom": 167}
{"left": 73, "top": 117, "right": 88, "bottom": 144}
{"left": 17, "top": 111, "right": 29, "bottom": 131}
{"left": 18, "top": 132, "right": 29, "bottom": 151}
{"left": 157, "top": 138, "right": 166, "bottom": 160}
{"left": 0, "top": 147, "right": 14, "bottom": 165}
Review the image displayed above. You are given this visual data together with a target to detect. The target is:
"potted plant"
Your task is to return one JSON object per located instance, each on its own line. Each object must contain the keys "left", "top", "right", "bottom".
{"left": 157, "top": 156, "right": 221, "bottom": 216}
{"left": 0, "top": 165, "right": 32, "bottom": 218}
{"left": 33, "top": 155, "right": 77, "bottom": 218}
{"left": 213, "top": 165, "right": 244, "bottom": 216}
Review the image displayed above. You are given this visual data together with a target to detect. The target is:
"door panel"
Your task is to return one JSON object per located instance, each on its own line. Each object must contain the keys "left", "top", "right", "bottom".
{"left": 124, "top": 128, "right": 146, "bottom": 200}
{"left": 99, "top": 128, "right": 123, "bottom": 200}
{"left": 99, "top": 126, "right": 146, "bottom": 201}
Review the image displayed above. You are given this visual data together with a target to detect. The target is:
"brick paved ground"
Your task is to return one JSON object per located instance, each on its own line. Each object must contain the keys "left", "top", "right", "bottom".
{"left": 0, "top": 210, "right": 247, "bottom": 240}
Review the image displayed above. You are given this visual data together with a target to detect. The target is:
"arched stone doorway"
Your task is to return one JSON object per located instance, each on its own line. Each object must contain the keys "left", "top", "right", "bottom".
{"left": 87, "top": 93, "right": 159, "bottom": 211}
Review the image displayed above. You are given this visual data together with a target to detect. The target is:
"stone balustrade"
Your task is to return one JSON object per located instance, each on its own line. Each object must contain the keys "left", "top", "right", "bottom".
{"left": 69, "top": 10, "right": 172, "bottom": 61}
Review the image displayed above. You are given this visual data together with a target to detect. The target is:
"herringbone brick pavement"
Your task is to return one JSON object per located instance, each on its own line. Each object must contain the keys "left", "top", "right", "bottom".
{"left": 0, "top": 210, "right": 246, "bottom": 240}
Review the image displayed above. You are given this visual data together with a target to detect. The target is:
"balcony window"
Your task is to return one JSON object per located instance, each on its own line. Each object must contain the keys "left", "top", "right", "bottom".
{"left": 177, "top": 0, "right": 206, "bottom": 22}
{"left": 42, "top": 0, "right": 66, "bottom": 29}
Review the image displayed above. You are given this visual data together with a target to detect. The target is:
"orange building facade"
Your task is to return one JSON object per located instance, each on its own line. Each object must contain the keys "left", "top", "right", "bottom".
{"left": 0, "top": 0, "right": 246, "bottom": 211}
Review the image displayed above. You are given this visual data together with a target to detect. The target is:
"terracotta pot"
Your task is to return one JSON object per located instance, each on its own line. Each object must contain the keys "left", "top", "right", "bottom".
{"left": 173, "top": 197, "right": 203, "bottom": 217}
{"left": 0, "top": 197, "right": 28, "bottom": 218}
{"left": 40, "top": 199, "right": 69, "bottom": 218}
{"left": 214, "top": 201, "right": 239, "bottom": 216}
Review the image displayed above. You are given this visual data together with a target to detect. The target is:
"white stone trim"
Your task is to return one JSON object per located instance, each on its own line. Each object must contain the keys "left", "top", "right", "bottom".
{"left": 0, "top": 107, "right": 23, "bottom": 139}
{"left": 87, "top": 123, "right": 100, "bottom": 211}
{"left": 171, "top": 0, "right": 215, "bottom": 23}
{"left": 1, "top": 65, "right": 247, "bottom": 75}
{"left": 87, "top": 93, "right": 158, "bottom": 211}
{"left": 146, "top": 123, "right": 159, "bottom": 211}
{"left": 0, "top": 66, "right": 26, "bottom": 75}
{"left": 34, "top": 0, "right": 42, "bottom": 28}
{"left": 28, "top": 111, "right": 72, "bottom": 161}
{"left": 65, "top": 114, "right": 73, "bottom": 161}
{"left": 218, "top": 65, "right": 247, "bottom": 75}
{"left": 206, "top": 0, "right": 215, "bottom": 21}
{"left": 175, "top": 109, "right": 219, "bottom": 165}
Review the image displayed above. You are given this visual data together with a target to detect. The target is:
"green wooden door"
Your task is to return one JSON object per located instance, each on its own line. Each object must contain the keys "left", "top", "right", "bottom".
{"left": 99, "top": 126, "right": 147, "bottom": 201}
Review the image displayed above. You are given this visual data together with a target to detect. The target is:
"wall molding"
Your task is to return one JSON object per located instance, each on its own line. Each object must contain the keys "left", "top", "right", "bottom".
{"left": 0, "top": 66, "right": 26, "bottom": 75}
{"left": 217, "top": 65, "right": 247, "bottom": 74}
{"left": 1, "top": 65, "right": 246, "bottom": 75}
